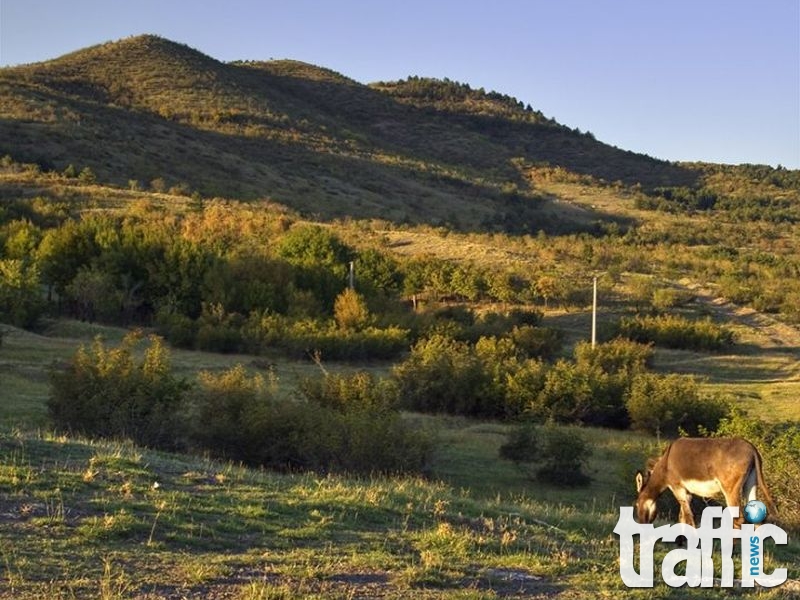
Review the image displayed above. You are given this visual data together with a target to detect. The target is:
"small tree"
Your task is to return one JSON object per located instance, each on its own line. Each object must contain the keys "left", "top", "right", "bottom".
{"left": 500, "top": 422, "right": 592, "bottom": 487}
{"left": 334, "top": 288, "right": 370, "bottom": 331}
{"left": 65, "top": 267, "right": 122, "bottom": 323}
{"left": 0, "top": 259, "right": 45, "bottom": 327}
{"left": 78, "top": 167, "right": 97, "bottom": 184}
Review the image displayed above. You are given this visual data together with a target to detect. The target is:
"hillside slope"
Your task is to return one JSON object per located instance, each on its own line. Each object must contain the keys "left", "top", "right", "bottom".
{"left": 0, "top": 35, "right": 698, "bottom": 232}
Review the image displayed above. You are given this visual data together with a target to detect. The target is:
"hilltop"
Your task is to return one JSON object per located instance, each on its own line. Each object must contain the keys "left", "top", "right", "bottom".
{"left": 0, "top": 34, "right": 700, "bottom": 233}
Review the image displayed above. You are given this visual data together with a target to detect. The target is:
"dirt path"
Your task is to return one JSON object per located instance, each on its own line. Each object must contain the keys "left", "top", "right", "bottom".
{"left": 671, "top": 279, "right": 800, "bottom": 386}
{"left": 679, "top": 279, "right": 800, "bottom": 351}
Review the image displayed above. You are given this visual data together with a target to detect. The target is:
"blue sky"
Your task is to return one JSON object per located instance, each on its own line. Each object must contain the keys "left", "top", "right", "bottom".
{"left": 1, "top": 0, "right": 798, "bottom": 168}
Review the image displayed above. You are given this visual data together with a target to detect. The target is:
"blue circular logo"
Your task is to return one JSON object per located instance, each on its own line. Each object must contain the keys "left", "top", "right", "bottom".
{"left": 744, "top": 500, "right": 767, "bottom": 524}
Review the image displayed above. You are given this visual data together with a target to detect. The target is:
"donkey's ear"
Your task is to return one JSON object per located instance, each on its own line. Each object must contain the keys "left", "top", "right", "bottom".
{"left": 635, "top": 470, "right": 644, "bottom": 493}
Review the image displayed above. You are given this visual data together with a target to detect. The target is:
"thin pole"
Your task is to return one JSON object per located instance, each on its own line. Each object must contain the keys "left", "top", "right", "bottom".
{"left": 591, "top": 276, "right": 597, "bottom": 348}
{"left": 348, "top": 261, "right": 355, "bottom": 290}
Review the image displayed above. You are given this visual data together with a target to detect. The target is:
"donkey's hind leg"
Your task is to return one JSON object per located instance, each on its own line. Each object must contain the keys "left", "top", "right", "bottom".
{"left": 743, "top": 466, "right": 757, "bottom": 503}
{"left": 722, "top": 471, "right": 751, "bottom": 529}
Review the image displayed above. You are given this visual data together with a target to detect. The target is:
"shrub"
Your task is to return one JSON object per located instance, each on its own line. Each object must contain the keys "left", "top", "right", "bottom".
{"left": 712, "top": 411, "right": 800, "bottom": 531}
{"left": 503, "top": 359, "right": 548, "bottom": 416}
{"left": 531, "top": 360, "right": 629, "bottom": 428}
{"left": 65, "top": 266, "right": 123, "bottom": 323}
{"left": 78, "top": 166, "right": 96, "bottom": 184}
{"left": 154, "top": 305, "right": 196, "bottom": 348}
{"left": 500, "top": 422, "right": 592, "bottom": 487}
{"left": 194, "top": 303, "right": 243, "bottom": 352}
{"left": 333, "top": 288, "right": 371, "bottom": 331}
{"left": 283, "top": 323, "right": 410, "bottom": 361}
{"left": 393, "top": 334, "right": 491, "bottom": 416}
{"left": 48, "top": 333, "right": 188, "bottom": 448}
{"left": 616, "top": 314, "right": 734, "bottom": 351}
{"left": 0, "top": 259, "right": 45, "bottom": 327}
{"left": 185, "top": 364, "right": 275, "bottom": 464}
{"left": 652, "top": 287, "right": 694, "bottom": 311}
{"left": 625, "top": 373, "right": 731, "bottom": 436}
{"left": 517, "top": 340, "right": 652, "bottom": 428}
{"left": 186, "top": 366, "right": 432, "bottom": 475}
{"left": 298, "top": 370, "right": 394, "bottom": 412}
{"left": 574, "top": 338, "right": 652, "bottom": 374}
{"left": 510, "top": 325, "right": 563, "bottom": 359}
{"left": 240, "top": 312, "right": 409, "bottom": 361}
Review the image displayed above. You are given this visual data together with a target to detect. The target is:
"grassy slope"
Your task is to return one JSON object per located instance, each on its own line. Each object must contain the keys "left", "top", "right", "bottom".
{"left": 2, "top": 314, "right": 799, "bottom": 598}
{"left": 0, "top": 35, "right": 697, "bottom": 232}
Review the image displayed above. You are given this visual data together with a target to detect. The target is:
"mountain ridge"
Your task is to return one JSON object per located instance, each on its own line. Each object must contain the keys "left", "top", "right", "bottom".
{"left": 1, "top": 34, "right": 699, "bottom": 232}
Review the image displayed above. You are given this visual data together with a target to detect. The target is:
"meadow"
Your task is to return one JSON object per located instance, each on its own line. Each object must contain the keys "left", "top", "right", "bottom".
{"left": 1, "top": 308, "right": 798, "bottom": 599}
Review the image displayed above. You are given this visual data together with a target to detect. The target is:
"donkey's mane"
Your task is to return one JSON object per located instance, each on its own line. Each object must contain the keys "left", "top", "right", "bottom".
{"left": 646, "top": 441, "right": 673, "bottom": 473}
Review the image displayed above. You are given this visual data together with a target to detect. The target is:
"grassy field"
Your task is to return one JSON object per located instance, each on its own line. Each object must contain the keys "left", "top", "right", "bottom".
{"left": 1, "top": 320, "right": 798, "bottom": 599}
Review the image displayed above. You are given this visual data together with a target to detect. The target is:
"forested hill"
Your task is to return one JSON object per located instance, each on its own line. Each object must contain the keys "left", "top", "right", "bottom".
{"left": 2, "top": 34, "right": 698, "bottom": 231}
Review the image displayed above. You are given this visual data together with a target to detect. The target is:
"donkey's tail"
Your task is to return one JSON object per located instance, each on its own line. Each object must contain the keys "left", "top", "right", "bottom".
{"left": 753, "top": 448, "right": 778, "bottom": 517}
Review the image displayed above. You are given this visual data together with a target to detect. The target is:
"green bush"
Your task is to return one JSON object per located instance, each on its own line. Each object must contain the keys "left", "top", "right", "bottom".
{"left": 393, "top": 335, "right": 493, "bottom": 416}
{"left": 187, "top": 366, "right": 432, "bottom": 475}
{"left": 510, "top": 325, "right": 563, "bottom": 359}
{"left": 283, "top": 323, "right": 410, "bottom": 361}
{"left": 392, "top": 334, "right": 531, "bottom": 418}
{"left": 531, "top": 360, "right": 630, "bottom": 427}
{"left": 194, "top": 303, "right": 243, "bottom": 352}
{"left": 333, "top": 288, "right": 371, "bottom": 331}
{"left": 298, "top": 370, "right": 394, "bottom": 412}
{"left": 712, "top": 411, "right": 800, "bottom": 531}
{"left": 241, "top": 312, "right": 410, "bottom": 361}
{"left": 616, "top": 314, "right": 734, "bottom": 351}
{"left": 185, "top": 364, "right": 276, "bottom": 463}
{"left": 574, "top": 338, "right": 653, "bottom": 373}
{"left": 154, "top": 305, "right": 196, "bottom": 348}
{"left": 48, "top": 333, "right": 188, "bottom": 448}
{"left": 625, "top": 373, "right": 731, "bottom": 436}
{"left": 500, "top": 422, "right": 592, "bottom": 487}
{"left": 503, "top": 359, "right": 548, "bottom": 416}
{"left": 652, "top": 287, "right": 694, "bottom": 311}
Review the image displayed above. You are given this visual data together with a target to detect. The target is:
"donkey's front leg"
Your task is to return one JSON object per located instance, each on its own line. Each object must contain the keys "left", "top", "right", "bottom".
{"left": 672, "top": 487, "right": 696, "bottom": 528}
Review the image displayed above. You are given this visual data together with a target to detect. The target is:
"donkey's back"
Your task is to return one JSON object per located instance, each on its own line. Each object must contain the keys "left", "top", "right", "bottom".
{"left": 662, "top": 437, "right": 775, "bottom": 521}
{"left": 665, "top": 437, "right": 759, "bottom": 482}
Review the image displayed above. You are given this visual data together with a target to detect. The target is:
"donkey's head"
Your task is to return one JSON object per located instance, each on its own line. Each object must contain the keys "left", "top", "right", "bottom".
{"left": 634, "top": 467, "right": 658, "bottom": 524}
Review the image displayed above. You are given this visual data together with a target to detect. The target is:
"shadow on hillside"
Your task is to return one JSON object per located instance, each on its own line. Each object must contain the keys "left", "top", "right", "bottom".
{"left": 241, "top": 65, "right": 700, "bottom": 189}
{"left": 0, "top": 63, "right": 682, "bottom": 234}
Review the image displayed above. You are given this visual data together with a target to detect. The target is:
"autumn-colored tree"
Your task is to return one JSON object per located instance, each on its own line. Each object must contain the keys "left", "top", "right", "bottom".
{"left": 334, "top": 288, "right": 370, "bottom": 330}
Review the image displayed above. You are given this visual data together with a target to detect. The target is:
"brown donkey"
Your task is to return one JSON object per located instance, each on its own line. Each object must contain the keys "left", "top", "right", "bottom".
{"left": 634, "top": 437, "right": 776, "bottom": 527}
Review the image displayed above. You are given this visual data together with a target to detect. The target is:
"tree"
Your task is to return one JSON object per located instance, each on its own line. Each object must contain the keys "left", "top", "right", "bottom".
{"left": 65, "top": 266, "right": 122, "bottom": 323}
{"left": 0, "top": 259, "right": 45, "bottom": 327}
{"left": 36, "top": 220, "right": 99, "bottom": 299}
{"left": 78, "top": 167, "right": 97, "bottom": 184}
{"left": 334, "top": 288, "right": 371, "bottom": 331}
{"left": 355, "top": 248, "right": 403, "bottom": 299}
{"left": 277, "top": 226, "right": 353, "bottom": 311}
{"left": 2, "top": 219, "right": 41, "bottom": 259}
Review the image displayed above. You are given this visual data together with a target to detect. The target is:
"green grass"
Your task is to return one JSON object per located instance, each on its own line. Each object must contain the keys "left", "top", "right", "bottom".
{"left": 1, "top": 320, "right": 798, "bottom": 598}
{"left": 1, "top": 430, "right": 795, "bottom": 599}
